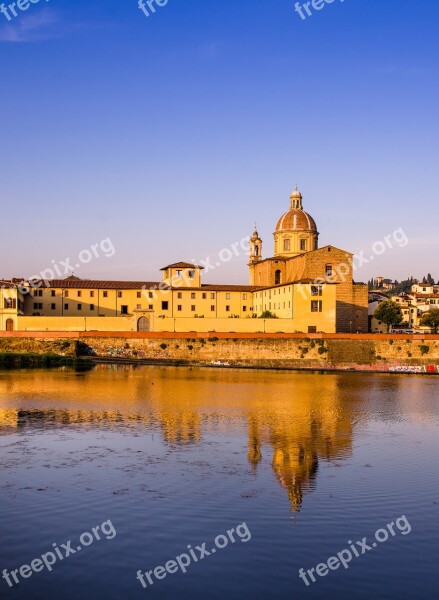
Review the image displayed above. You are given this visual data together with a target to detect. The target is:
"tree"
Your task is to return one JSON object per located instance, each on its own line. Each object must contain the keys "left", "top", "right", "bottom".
{"left": 259, "top": 310, "right": 277, "bottom": 319}
{"left": 420, "top": 309, "right": 439, "bottom": 334}
{"left": 374, "top": 300, "right": 403, "bottom": 332}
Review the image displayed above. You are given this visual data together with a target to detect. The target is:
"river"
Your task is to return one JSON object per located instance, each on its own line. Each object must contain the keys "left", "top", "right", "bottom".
{"left": 0, "top": 366, "right": 438, "bottom": 599}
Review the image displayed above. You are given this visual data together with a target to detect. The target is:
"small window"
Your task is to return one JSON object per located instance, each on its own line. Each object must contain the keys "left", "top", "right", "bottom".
{"left": 51, "top": 290, "right": 56, "bottom": 297}
{"left": 148, "top": 304, "right": 153, "bottom": 310}
{"left": 176, "top": 270, "right": 183, "bottom": 278}
{"left": 226, "top": 293, "right": 231, "bottom": 300}
{"left": 90, "top": 291, "right": 95, "bottom": 297}
{"left": 311, "top": 285, "right": 323, "bottom": 297}
{"left": 51, "top": 303, "right": 56, "bottom": 310}
{"left": 243, "top": 294, "right": 247, "bottom": 300}
{"left": 77, "top": 291, "right": 82, "bottom": 297}
{"left": 283, "top": 238, "right": 291, "bottom": 251}
{"left": 136, "top": 304, "right": 141, "bottom": 309}
{"left": 90, "top": 304, "right": 95, "bottom": 311}
{"left": 178, "top": 305, "right": 182, "bottom": 311}
{"left": 191, "top": 305, "right": 196, "bottom": 312}
{"left": 77, "top": 304, "right": 82, "bottom": 311}
{"left": 103, "top": 291, "right": 108, "bottom": 298}
{"left": 118, "top": 291, "right": 122, "bottom": 298}
{"left": 311, "top": 300, "right": 322, "bottom": 313}
{"left": 188, "top": 270, "right": 195, "bottom": 278}
{"left": 325, "top": 265, "right": 333, "bottom": 277}
{"left": 137, "top": 292, "right": 141, "bottom": 298}
{"left": 300, "top": 239, "right": 307, "bottom": 251}
{"left": 149, "top": 292, "right": 153, "bottom": 299}
{"left": 191, "top": 293, "right": 196, "bottom": 299}
{"left": 121, "top": 305, "right": 128, "bottom": 315}
{"left": 211, "top": 305, "right": 215, "bottom": 311}
{"left": 162, "top": 301, "right": 169, "bottom": 310}
{"left": 243, "top": 306, "right": 247, "bottom": 312}
{"left": 202, "top": 293, "right": 207, "bottom": 299}
{"left": 210, "top": 293, "right": 215, "bottom": 299}
{"left": 308, "top": 326, "right": 317, "bottom": 334}
{"left": 226, "top": 305, "right": 230, "bottom": 312}
{"left": 65, "top": 290, "right": 69, "bottom": 297}
{"left": 64, "top": 303, "right": 69, "bottom": 310}
{"left": 178, "top": 292, "right": 182, "bottom": 299}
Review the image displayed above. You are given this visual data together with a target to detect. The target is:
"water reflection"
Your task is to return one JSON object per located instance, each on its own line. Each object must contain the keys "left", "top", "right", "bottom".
{"left": 0, "top": 367, "right": 367, "bottom": 512}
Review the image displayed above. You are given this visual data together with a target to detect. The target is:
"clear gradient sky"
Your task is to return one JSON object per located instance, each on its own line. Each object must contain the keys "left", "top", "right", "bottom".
{"left": 0, "top": 0, "right": 438, "bottom": 285}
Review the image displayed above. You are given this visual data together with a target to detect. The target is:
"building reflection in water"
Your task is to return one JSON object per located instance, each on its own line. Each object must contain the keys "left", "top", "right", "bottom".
{"left": 0, "top": 367, "right": 380, "bottom": 511}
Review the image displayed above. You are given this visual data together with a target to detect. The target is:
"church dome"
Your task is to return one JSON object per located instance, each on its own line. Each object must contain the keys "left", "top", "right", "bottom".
{"left": 275, "top": 209, "right": 317, "bottom": 233}
{"left": 274, "top": 187, "right": 318, "bottom": 233}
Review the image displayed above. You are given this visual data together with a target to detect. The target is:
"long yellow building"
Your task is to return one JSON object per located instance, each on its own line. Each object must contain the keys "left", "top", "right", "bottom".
{"left": 0, "top": 188, "right": 368, "bottom": 334}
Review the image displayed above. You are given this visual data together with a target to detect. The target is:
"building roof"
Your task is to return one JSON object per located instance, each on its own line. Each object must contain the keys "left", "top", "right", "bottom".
{"left": 275, "top": 209, "right": 318, "bottom": 233}
{"left": 256, "top": 279, "right": 339, "bottom": 291}
{"left": 160, "top": 262, "right": 204, "bottom": 271}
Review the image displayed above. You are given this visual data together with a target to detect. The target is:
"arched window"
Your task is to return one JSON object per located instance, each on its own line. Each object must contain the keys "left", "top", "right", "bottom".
{"left": 283, "top": 238, "right": 291, "bottom": 251}
{"left": 275, "top": 270, "right": 281, "bottom": 285}
{"left": 254, "top": 245, "right": 259, "bottom": 257}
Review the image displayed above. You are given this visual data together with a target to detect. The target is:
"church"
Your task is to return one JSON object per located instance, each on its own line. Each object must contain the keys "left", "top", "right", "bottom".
{"left": 0, "top": 188, "right": 368, "bottom": 334}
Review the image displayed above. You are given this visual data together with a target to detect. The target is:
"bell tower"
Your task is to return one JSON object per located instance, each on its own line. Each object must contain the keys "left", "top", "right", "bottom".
{"left": 248, "top": 226, "right": 263, "bottom": 285}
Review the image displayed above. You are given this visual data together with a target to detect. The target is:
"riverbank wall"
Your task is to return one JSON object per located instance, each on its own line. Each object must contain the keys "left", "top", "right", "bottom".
{"left": 0, "top": 333, "right": 438, "bottom": 372}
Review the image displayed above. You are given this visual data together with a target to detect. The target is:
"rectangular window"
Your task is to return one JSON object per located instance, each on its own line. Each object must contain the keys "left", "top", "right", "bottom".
{"left": 191, "top": 292, "right": 196, "bottom": 299}
{"left": 137, "top": 292, "right": 142, "bottom": 298}
{"left": 188, "top": 270, "right": 195, "bottom": 278}
{"left": 103, "top": 291, "right": 108, "bottom": 298}
{"left": 90, "top": 304, "right": 95, "bottom": 311}
{"left": 121, "top": 305, "right": 128, "bottom": 315}
{"left": 118, "top": 291, "right": 122, "bottom": 298}
{"left": 65, "top": 290, "right": 69, "bottom": 297}
{"left": 311, "top": 300, "right": 322, "bottom": 313}
{"left": 191, "top": 305, "right": 196, "bottom": 312}
{"left": 308, "top": 326, "right": 317, "bottom": 334}
{"left": 300, "top": 239, "right": 307, "bottom": 251}
{"left": 90, "top": 291, "right": 95, "bottom": 298}
{"left": 226, "top": 305, "right": 230, "bottom": 312}
{"left": 77, "top": 291, "right": 82, "bottom": 297}
{"left": 149, "top": 292, "right": 153, "bottom": 299}
{"left": 77, "top": 304, "right": 82, "bottom": 311}
{"left": 51, "top": 303, "right": 56, "bottom": 310}
{"left": 176, "top": 270, "right": 182, "bottom": 278}
{"left": 178, "top": 305, "right": 182, "bottom": 311}
{"left": 51, "top": 290, "right": 56, "bottom": 297}
{"left": 211, "top": 305, "right": 215, "bottom": 312}
{"left": 325, "top": 265, "right": 333, "bottom": 277}
{"left": 243, "top": 294, "right": 247, "bottom": 300}
{"left": 202, "top": 293, "right": 207, "bottom": 299}
{"left": 226, "top": 293, "right": 231, "bottom": 300}
{"left": 243, "top": 306, "right": 247, "bottom": 312}
{"left": 149, "top": 304, "right": 153, "bottom": 310}
{"left": 136, "top": 304, "right": 141, "bottom": 310}
{"left": 178, "top": 292, "right": 182, "bottom": 299}
{"left": 210, "top": 293, "right": 215, "bottom": 299}
{"left": 284, "top": 239, "right": 291, "bottom": 251}
{"left": 311, "top": 285, "right": 323, "bottom": 297}
{"left": 162, "top": 301, "right": 169, "bottom": 310}
{"left": 64, "top": 303, "right": 69, "bottom": 310}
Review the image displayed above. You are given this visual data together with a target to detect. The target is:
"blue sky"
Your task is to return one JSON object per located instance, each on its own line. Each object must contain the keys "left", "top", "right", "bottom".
{"left": 0, "top": 0, "right": 438, "bottom": 284}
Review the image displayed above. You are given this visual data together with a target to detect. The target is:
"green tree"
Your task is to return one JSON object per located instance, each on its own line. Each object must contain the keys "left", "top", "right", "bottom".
{"left": 420, "top": 309, "right": 439, "bottom": 334}
{"left": 260, "top": 310, "right": 277, "bottom": 319}
{"left": 374, "top": 300, "right": 403, "bottom": 332}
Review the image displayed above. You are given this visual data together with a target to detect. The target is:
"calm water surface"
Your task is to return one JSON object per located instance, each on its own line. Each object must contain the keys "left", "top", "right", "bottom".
{"left": 0, "top": 366, "right": 438, "bottom": 599}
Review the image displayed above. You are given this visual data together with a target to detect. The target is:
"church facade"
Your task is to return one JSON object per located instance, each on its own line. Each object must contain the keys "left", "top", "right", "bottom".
{"left": 0, "top": 188, "right": 368, "bottom": 334}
